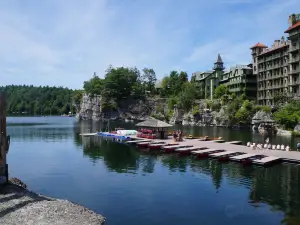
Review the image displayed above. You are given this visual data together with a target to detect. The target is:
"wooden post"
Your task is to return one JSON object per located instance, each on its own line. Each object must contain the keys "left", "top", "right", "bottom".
{"left": 0, "top": 92, "right": 9, "bottom": 183}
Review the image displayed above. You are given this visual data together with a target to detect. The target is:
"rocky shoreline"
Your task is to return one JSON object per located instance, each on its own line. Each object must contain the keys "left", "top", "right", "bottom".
{"left": 0, "top": 181, "right": 105, "bottom": 225}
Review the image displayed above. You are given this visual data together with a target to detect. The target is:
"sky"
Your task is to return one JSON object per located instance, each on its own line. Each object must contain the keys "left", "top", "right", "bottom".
{"left": 0, "top": 0, "right": 299, "bottom": 89}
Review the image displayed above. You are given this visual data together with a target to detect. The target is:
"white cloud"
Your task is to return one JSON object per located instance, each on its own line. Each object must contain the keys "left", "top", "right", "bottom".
{"left": 185, "top": 0, "right": 300, "bottom": 71}
{"left": 0, "top": 0, "right": 299, "bottom": 88}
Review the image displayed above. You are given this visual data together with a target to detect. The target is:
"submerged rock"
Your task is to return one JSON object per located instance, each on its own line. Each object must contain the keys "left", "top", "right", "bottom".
{"left": 0, "top": 183, "right": 105, "bottom": 225}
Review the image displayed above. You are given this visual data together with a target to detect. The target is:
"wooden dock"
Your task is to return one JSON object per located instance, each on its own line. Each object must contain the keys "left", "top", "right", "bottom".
{"left": 175, "top": 146, "right": 207, "bottom": 154}
{"left": 209, "top": 151, "right": 235, "bottom": 158}
{"left": 191, "top": 148, "right": 224, "bottom": 155}
{"left": 126, "top": 140, "right": 149, "bottom": 144}
{"left": 230, "top": 153, "right": 258, "bottom": 161}
{"left": 252, "top": 156, "right": 282, "bottom": 165}
{"left": 121, "top": 135, "right": 300, "bottom": 166}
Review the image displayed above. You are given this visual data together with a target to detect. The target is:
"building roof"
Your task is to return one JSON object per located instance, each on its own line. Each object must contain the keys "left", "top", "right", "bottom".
{"left": 250, "top": 42, "right": 268, "bottom": 49}
{"left": 135, "top": 117, "right": 173, "bottom": 128}
{"left": 284, "top": 21, "right": 300, "bottom": 33}
{"left": 215, "top": 54, "right": 223, "bottom": 63}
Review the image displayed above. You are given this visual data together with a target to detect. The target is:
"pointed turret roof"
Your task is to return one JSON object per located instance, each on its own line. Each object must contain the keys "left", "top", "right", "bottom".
{"left": 216, "top": 54, "right": 223, "bottom": 63}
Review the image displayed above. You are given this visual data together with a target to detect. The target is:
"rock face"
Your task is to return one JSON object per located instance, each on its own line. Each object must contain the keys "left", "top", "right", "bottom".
{"left": 251, "top": 110, "right": 272, "bottom": 125}
{"left": 77, "top": 94, "right": 154, "bottom": 121}
{"left": 0, "top": 183, "right": 105, "bottom": 225}
{"left": 294, "top": 123, "right": 300, "bottom": 132}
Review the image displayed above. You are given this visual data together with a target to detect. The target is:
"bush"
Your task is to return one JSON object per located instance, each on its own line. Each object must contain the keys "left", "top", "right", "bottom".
{"left": 254, "top": 105, "right": 271, "bottom": 113}
{"left": 273, "top": 100, "right": 300, "bottom": 130}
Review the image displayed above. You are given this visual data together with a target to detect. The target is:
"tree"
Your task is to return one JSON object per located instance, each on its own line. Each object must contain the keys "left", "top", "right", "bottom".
{"left": 273, "top": 100, "right": 300, "bottom": 129}
{"left": 177, "top": 82, "right": 197, "bottom": 111}
{"left": 213, "top": 84, "right": 230, "bottom": 99}
{"left": 274, "top": 92, "right": 290, "bottom": 108}
{"left": 235, "top": 100, "right": 255, "bottom": 124}
{"left": 142, "top": 68, "right": 157, "bottom": 95}
{"left": 0, "top": 85, "right": 76, "bottom": 115}
{"left": 83, "top": 73, "right": 104, "bottom": 95}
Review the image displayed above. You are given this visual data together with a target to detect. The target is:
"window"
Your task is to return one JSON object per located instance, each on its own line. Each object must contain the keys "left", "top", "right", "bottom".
{"left": 254, "top": 66, "right": 256, "bottom": 71}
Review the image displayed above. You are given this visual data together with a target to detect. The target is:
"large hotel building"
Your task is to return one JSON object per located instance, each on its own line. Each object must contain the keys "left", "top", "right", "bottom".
{"left": 251, "top": 14, "right": 300, "bottom": 106}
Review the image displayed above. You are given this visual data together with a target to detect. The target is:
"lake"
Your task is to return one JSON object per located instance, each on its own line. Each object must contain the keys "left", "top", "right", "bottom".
{"left": 6, "top": 116, "right": 300, "bottom": 225}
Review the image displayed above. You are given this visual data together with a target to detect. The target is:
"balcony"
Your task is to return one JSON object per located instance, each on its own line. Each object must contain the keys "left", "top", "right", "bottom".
{"left": 290, "top": 79, "right": 300, "bottom": 86}
{"left": 290, "top": 55, "right": 300, "bottom": 64}
{"left": 290, "top": 67, "right": 300, "bottom": 74}
{"left": 289, "top": 44, "right": 300, "bottom": 52}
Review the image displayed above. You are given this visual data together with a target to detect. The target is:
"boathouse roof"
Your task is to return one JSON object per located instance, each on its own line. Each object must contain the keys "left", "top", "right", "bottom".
{"left": 136, "top": 117, "right": 173, "bottom": 128}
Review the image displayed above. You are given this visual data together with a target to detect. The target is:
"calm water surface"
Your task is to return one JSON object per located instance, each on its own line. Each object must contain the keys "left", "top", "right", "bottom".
{"left": 6, "top": 117, "right": 300, "bottom": 225}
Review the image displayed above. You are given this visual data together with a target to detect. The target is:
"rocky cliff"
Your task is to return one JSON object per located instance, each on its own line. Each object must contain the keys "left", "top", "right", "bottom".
{"left": 76, "top": 94, "right": 161, "bottom": 121}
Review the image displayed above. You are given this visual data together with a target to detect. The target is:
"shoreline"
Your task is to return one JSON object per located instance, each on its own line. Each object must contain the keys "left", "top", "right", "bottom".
{"left": 0, "top": 182, "right": 105, "bottom": 225}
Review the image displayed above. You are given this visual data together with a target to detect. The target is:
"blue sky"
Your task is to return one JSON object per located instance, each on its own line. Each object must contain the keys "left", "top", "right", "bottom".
{"left": 0, "top": 0, "right": 299, "bottom": 89}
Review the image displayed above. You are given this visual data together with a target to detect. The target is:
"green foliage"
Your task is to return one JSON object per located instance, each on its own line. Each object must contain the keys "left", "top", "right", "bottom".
{"left": 254, "top": 105, "right": 272, "bottom": 113}
{"left": 83, "top": 66, "right": 146, "bottom": 106}
{"left": 273, "top": 100, "right": 300, "bottom": 129}
{"left": 292, "top": 131, "right": 300, "bottom": 137}
{"left": 273, "top": 92, "right": 290, "bottom": 107}
{"left": 234, "top": 100, "right": 255, "bottom": 124}
{"left": 0, "top": 85, "right": 76, "bottom": 115}
{"left": 167, "top": 96, "right": 178, "bottom": 110}
{"left": 192, "top": 105, "right": 200, "bottom": 116}
{"left": 142, "top": 68, "right": 157, "bottom": 95}
{"left": 159, "top": 71, "right": 189, "bottom": 97}
{"left": 83, "top": 73, "right": 104, "bottom": 95}
{"left": 211, "top": 101, "right": 221, "bottom": 112}
{"left": 213, "top": 84, "right": 230, "bottom": 99}
{"left": 177, "top": 82, "right": 197, "bottom": 111}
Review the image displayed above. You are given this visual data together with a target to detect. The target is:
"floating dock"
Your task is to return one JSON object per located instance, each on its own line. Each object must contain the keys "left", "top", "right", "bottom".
{"left": 120, "top": 135, "right": 300, "bottom": 165}
{"left": 175, "top": 146, "right": 207, "bottom": 155}
{"left": 252, "top": 156, "right": 282, "bottom": 165}
{"left": 230, "top": 153, "right": 258, "bottom": 161}
{"left": 209, "top": 151, "right": 235, "bottom": 158}
{"left": 126, "top": 140, "right": 149, "bottom": 144}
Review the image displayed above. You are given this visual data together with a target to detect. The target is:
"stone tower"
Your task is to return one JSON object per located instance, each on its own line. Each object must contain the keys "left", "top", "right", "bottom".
{"left": 250, "top": 43, "right": 268, "bottom": 75}
{"left": 209, "top": 54, "right": 225, "bottom": 99}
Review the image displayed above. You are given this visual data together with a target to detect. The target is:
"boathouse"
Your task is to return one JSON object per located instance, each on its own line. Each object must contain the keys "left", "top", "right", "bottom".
{"left": 135, "top": 117, "right": 172, "bottom": 139}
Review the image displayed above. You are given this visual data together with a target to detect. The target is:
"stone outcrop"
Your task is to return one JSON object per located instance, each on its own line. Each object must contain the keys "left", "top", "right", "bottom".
{"left": 76, "top": 94, "right": 161, "bottom": 121}
{"left": 294, "top": 123, "right": 300, "bottom": 132}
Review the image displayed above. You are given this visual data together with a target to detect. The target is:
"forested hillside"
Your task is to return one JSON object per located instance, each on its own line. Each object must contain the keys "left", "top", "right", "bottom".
{"left": 0, "top": 85, "right": 79, "bottom": 115}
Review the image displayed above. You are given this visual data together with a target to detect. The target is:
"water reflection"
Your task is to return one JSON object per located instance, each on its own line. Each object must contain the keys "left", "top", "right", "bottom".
{"left": 7, "top": 117, "right": 300, "bottom": 225}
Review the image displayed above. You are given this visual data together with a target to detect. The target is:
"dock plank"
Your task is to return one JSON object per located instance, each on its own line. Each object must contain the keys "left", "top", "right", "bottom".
{"left": 252, "top": 156, "right": 281, "bottom": 165}
{"left": 230, "top": 153, "right": 258, "bottom": 161}
{"left": 210, "top": 151, "right": 235, "bottom": 157}
{"left": 191, "top": 149, "right": 223, "bottom": 154}
{"left": 126, "top": 140, "right": 149, "bottom": 144}
{"left": 175, "top": 146, "right": 206, "bottom": 152}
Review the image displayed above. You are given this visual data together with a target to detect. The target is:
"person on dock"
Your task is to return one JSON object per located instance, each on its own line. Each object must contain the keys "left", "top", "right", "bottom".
{"left": 268, "top": 143, "right": 272, "bottom": 150}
